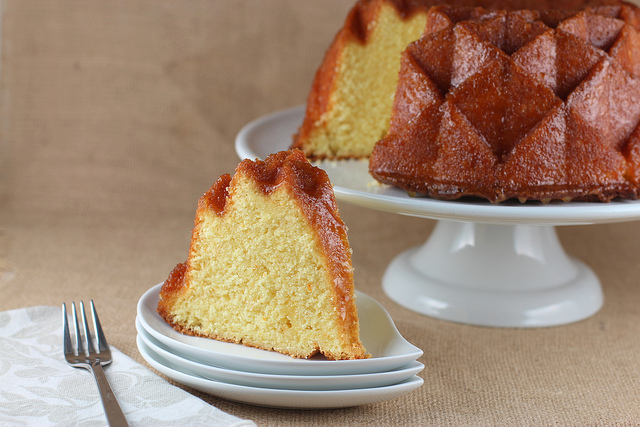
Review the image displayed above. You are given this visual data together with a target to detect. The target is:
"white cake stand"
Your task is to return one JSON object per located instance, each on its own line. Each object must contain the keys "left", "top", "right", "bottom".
{"left": 236, "top": 106, "right": 640, "bottom": 328}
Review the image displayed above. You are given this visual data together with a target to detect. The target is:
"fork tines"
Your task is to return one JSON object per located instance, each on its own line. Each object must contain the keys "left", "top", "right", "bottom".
{"left": 62, "top": 301, "right": 127, "bottom": 426}
{"left": 62, "top": 300, "right": 110, "bottom": 360}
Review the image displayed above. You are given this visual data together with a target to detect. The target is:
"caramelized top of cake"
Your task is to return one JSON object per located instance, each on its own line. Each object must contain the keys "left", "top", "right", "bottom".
{"left": 201, "top": 150, "right": 340, "bottom": 228}
{"left": 345, "top": 0, "right": 631, "bottom": 43}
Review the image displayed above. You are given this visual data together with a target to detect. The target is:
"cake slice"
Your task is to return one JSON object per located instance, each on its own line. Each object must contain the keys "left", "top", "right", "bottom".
{"left": 157, "top": 149, "right": 369, "bottom": 360}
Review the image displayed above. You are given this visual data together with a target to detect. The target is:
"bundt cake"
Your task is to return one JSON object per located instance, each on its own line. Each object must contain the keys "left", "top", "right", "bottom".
{"left": 292, "top": 0, "right": 631, "bottom": 160}
{"left": 369, "top": 3, "right": 640, "bottom": 202}
{"left": 157, "top": 149, "right": 369, "bottom": 360}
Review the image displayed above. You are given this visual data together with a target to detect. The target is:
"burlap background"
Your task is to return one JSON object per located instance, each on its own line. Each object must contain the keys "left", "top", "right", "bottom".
{"left": 1, "top": 1, "right": 639, "bottom": 425}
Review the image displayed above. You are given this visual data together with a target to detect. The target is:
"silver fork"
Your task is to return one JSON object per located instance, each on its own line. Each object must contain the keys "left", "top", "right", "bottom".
{"left": 62, "top": 301, "right": 129, "bottom": 427}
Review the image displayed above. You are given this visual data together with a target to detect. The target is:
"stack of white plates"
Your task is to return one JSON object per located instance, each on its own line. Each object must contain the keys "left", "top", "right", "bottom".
{"left": 136, "top": 284, "right": 424, "bottom": 409}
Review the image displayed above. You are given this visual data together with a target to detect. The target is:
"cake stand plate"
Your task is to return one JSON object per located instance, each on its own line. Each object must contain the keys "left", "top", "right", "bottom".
{"left": 236, "top": 106, "right": 640, "bottom": 327}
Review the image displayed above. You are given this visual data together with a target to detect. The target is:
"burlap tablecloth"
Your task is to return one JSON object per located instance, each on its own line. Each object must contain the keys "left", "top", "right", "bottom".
{"left": 2, "top": 1, "right": 640, "bottom": 425}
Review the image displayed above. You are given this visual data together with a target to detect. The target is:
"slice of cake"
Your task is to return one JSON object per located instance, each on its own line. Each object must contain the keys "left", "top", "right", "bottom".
{"left": 157, "top": 149, "right": 369, "bottom": 360}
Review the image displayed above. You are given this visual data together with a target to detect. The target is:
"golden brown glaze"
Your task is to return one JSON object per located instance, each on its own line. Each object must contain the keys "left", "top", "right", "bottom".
{"left": 369, "top": 3, "right": 640, "bottom": 203}
{"left": 202, "top": 173, "right": 231, "bottom": 214}
{"left": 201, "top": 150, "right": 336, "bottom": 207}
{"left": 156, "top": 262, "right": 187, "bottom": 322}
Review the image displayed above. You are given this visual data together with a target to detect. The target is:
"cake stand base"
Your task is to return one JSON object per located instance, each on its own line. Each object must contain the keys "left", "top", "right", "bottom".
{"left": 382, "top": 221, "right": 603, "bottom": 327}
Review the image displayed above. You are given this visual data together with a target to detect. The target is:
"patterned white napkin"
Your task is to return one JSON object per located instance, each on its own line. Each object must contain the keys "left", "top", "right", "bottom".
{"left": 0, "top": 306, "right": 256, "bottom": 427}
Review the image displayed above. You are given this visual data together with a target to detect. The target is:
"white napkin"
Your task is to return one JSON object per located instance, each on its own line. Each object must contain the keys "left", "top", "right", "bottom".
{"left": 0, "top": 306, "right": 256, "bottom": 427}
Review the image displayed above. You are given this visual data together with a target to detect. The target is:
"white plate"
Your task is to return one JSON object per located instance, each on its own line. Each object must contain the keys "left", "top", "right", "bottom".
{"left": 138, "top": 284, "right": 423, "bottom": 376}
{"left": 137, "top": 336, "right": 424, "bottom": 409}
{"left": 137, "top": 318, "right": 424, "bottom": 391}
{"left": 235, "top": 106, "right": 640, "bottom": 226}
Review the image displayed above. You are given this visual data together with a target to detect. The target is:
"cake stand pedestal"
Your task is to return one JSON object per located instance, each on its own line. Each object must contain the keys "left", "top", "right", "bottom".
{"left": 235, "top": 106, "right": 640, "bottom": 328}
{"left": 382, "top": 221, "right": 600, "bottom": 327}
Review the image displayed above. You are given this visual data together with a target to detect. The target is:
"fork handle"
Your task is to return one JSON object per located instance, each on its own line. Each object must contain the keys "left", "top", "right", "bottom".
{"left": 88, "top": 360, "right": 129, "bottom": 427}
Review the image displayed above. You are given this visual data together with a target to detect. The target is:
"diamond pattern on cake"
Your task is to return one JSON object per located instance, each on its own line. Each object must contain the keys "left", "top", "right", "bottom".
{"left": 609, "top": 25, "right": 640, "bottom": 77}
{"left": 369, "top": 4, "right": 640, "bottom": 202}
{"left": 497, "top": 105, "right": 568, "bottom": 195}
{"left": 432, "top": 102, "right": 498, "bottom": 192}
{"left": 568, "top": 58, "right": 640, "bottom": 149}
{"left": 565, "top": 106, "right": 627, "bottom": 188}
{"left": 514, "top": 28, "right": 606, "bottom": 100}
{"left": 390, "top": 48, "right": 445, "bottom": 132}
{"left": 450, "top": 55, "right": 562, "bottom": 159}
{"left": 557, "top": 10, "right": 624, "bottom": 50}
